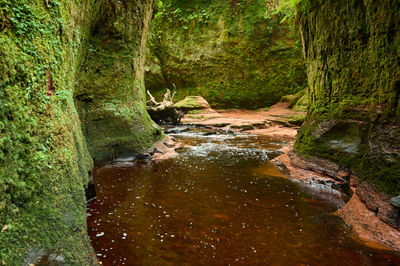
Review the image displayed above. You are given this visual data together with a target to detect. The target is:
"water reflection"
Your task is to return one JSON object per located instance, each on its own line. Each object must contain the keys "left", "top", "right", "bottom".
{"left": 87, "top": 129, "right": 400, "bottom": 265}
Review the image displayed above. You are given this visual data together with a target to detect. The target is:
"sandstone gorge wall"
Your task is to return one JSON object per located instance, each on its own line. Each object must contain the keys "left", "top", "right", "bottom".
{"left": 0, "top": 0, "right": 158, "bottom": 264}
{"left": 75, "top": 0, "right": 162, "bottom": 161}
{"left": 295, "top": 0, "right": 400, "bottom": 196}
{"left": 145, "top": 0, "right": 307, "bottom": 109}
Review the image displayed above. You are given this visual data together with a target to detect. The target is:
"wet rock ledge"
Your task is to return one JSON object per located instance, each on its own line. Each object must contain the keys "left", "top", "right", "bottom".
{"left": 272, "top": 147, "right": 400, "bottom": 251}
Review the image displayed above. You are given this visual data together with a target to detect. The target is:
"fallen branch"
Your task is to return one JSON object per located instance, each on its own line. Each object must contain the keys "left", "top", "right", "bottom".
{"left": 147, "top": 90, "right": 158, "bottom": 106}
{"left": 146, "top": 89, "right": 183, "bottom": 125}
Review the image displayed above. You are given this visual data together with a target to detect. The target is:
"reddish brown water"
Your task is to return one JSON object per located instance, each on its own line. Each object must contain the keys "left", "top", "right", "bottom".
{"left": 87, "top": 128, "right": 400, "bottom": 265}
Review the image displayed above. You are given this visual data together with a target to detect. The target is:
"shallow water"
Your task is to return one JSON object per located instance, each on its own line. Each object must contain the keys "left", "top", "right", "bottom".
{"left": 87, "top": 128, "right": 400, "bottom": 265}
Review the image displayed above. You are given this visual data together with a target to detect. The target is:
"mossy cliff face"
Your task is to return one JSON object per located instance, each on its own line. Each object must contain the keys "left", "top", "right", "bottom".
{"left": 75, "top": 0, "right": 161, "bottom": 161}
{"left": 0, "top": 0, "right": 157, "bottom": 264}
{"left": 295, "top": 0, "right": 400, "bottom": 195}
{"left": 146, "top": 0, "right": 307, "bottom": 109}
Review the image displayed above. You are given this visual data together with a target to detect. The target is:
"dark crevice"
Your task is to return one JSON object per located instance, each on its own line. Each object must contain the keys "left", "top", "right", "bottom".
{"left": 85, "top": 170, "right": 96, "bottom": 202}
{"left": 393, "top": 80, "right": 400, "bottom": 114}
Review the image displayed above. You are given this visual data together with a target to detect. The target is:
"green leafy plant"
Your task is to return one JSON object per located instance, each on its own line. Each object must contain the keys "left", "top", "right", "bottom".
{"left": 276, "top": 0, "right": 303, "bottom": 23}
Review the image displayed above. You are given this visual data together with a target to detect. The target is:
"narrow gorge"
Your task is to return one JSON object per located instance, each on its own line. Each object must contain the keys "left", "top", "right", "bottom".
{"left": 0, "top": 0, "right": 399, "bottom": 265}
{"left": 1, "top": 0, "right": 161, "bottom": 263}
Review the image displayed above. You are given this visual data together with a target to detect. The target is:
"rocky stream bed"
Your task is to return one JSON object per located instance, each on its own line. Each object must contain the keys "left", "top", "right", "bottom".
{"left": 87, "top": 126, "right": 400, "bottom": 265}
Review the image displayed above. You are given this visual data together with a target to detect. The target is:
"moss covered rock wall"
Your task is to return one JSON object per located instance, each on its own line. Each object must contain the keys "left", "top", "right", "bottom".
{"left": 145, "top": 0, "right": 307, "bottom": 109}
{"left": 75, "top": 0, "right": 161, "bottom": 161}
{"left": 294, "top": 0, "right": 400, "bottom": 195}
{"left": 0, "top": 0, "right": 157, "bottom": 264}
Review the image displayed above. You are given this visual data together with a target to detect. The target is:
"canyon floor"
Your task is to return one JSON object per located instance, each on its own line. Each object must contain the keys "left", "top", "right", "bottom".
{"left": 181, "top": 102, "right": 303, "bottom": 139}
{"left": 175, "top": 102, "right": 400, "bottom": 252}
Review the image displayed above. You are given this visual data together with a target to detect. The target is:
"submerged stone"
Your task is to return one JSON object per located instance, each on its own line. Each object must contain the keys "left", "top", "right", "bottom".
{"left": 164, "top": 126, "right": 191, "bottom": 134}
{"left": 390, "top": 196, "right": 400, "bottom": 208}
{"left": 87, "top": 128, "right": 400, "bottom": 264}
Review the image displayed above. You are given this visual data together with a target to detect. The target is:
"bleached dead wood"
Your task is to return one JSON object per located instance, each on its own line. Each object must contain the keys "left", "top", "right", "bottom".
{"left": 147, "top": 89, "right": 176, "bottom": 111}
{"left": 146, "top": 89, "right": 183, "bottom": 124}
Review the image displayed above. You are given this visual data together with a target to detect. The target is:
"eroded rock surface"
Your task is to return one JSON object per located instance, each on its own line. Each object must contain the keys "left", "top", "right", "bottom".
{"left": 271, "top": 147, "right": 400, "bottom": 251}
{"left": 295, "top": 0, "right": 400, "bottom": 197}
{"left": 145, "top": 0, "right": 307, "bottom": 109}
{"left": 0, "top": 0, "right": 159, "bottom": 264}
{"left": 174, "top": 96, "right": 211, "bottom": 112}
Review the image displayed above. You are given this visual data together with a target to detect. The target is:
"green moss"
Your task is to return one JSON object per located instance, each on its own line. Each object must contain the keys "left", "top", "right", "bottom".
{"left": 0, "top": 0, "right": 96, "bottom": 263}
{"left": 292, "top": 93, "right": 309, "bottom": 112}
{"left": 287, "top": 113, "right": 306, "bottom": 125}
{"left": 281, "top": 94, "right": 297, "bottom": 103}
{"left": 0, "top": 0, "right": 158, "bottom": 264}
{"left": 295, "top": 122, "right": 400, "bottom": 195}
{"left": 289, "top": 89, "right": 306, "bottom": 107}
{"left": 294, "top": 0, "right": 400, "bottom": 195}
{"left": 186, "top": 115, "right": 205, "bottom": 120}
{"left": 75, "top": 0, "right": 161, "bottom": 161}
{"left": 174, "top": 96, "right": 210, "bottom": 110}
{"left": 145, "top": 0, "right": 307, "bottom": 109}
{"left": 187, "top": 110, "right": 203, "bottom": 114}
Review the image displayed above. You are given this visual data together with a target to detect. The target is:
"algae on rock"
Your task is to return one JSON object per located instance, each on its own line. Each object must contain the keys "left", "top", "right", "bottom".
{"left": 145, "top": 0, "right": 307, "bottom": 109}
{"left": 75, "top": 0, "right": 162, "bottom": 161}
{"left": 174, "top": 96, "right": 211, "bottom": 111}
{"left": 294, "top": 0, "right": 400, "bottom": 195}
{"left": 0, "top": 0, "right": 159, "bottom": 264}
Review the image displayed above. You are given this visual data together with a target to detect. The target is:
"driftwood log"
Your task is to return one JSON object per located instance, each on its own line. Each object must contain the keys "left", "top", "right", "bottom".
{"left": 146, "top": 89, "right": 183, "bottom": 125}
